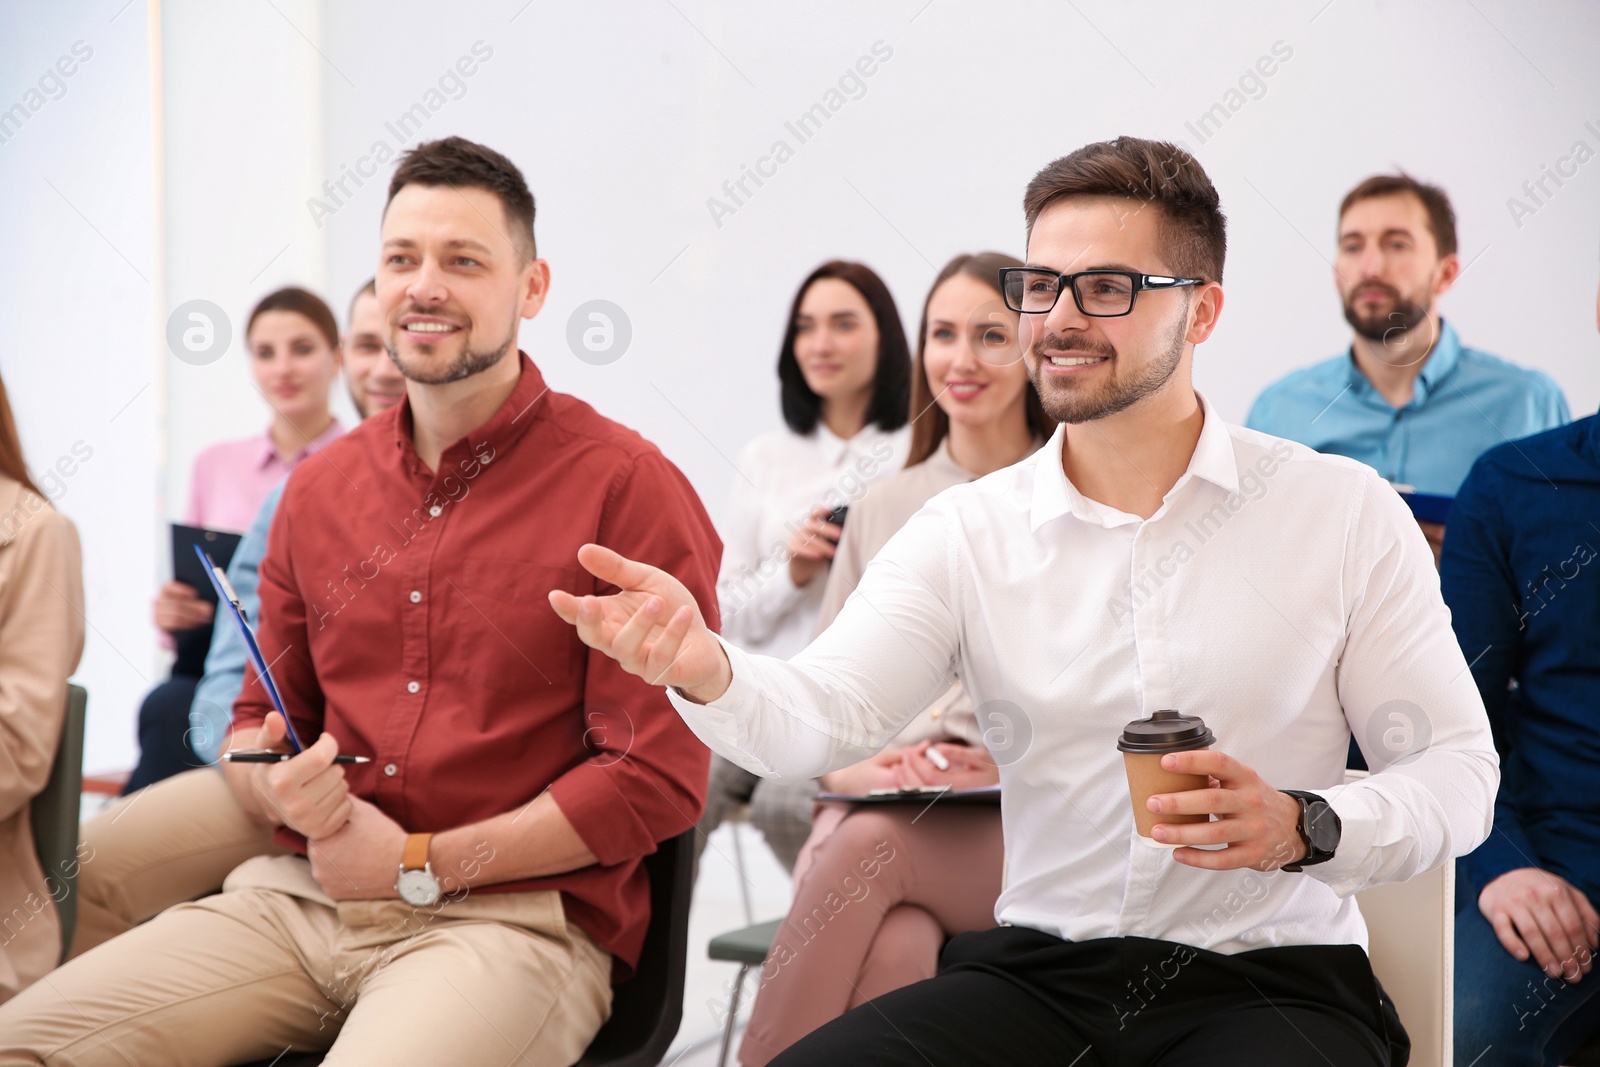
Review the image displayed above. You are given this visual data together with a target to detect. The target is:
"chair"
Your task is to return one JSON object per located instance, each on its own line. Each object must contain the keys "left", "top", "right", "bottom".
{"left": 236, "top": 828, "right": 697, "bottom": 1067}
{"left": 1344, "top": 768, "right": 1453, "bottom": 1065}
{"left": 29, "top": 683, "right": 87, "bottom": 963}
{"left": 706, "top": 918, "right": 784, "bottom": 1067}
{"left": 704, "top": 774, "right": 1462, "bottom": 1067}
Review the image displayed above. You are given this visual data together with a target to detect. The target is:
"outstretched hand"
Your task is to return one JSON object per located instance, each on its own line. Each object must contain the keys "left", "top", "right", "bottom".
{"left": 549, "top": 543, "right": 732, "bottom": 703}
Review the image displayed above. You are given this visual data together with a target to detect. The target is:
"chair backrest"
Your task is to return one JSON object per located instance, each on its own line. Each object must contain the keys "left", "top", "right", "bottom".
{"left": 577, "top": 828, "right": 695, "bottom": 1066}
{"left": 29, "top": 683, "right": 87, "bottom": 963}
{"left": 1347, "top": 769, "right": 1453, "bottom": 1066}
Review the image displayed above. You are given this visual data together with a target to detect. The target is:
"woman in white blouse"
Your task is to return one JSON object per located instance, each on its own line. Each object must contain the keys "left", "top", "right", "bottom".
{"left": 737, "top": 252, "right": 1051, "bottom": 1066}
{"left": 697, "top": 261, "right": 912, "bottom": 874}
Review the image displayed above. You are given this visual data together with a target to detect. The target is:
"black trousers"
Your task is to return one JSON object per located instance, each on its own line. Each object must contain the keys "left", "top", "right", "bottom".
{"left": 770, "top": 926, "right": 1408, "bottom": 1067}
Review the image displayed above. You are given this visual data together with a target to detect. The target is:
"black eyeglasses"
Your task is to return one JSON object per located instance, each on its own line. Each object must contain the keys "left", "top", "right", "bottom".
{"left": 998, "top": 268, "right": 1203, "bottom": 317}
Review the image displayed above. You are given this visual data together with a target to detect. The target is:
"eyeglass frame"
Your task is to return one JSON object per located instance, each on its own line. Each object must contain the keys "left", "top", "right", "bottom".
{"left": 997, "top": 267, "right": 1205, "bottom": 318}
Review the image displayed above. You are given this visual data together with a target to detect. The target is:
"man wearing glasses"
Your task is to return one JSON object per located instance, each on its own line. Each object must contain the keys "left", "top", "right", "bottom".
{"left": 553, "top": 136, "right": 1496, "bottom": 1065}
{"left": 1247, "top": 174, "right": 1568, "bottom": 563}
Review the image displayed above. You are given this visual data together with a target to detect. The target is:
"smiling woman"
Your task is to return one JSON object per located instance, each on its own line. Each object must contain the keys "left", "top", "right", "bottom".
{"left": 692, "top": 260, "right": 913, "bottom": 878}
{"left": 127, "top": 285, "right": 347, "bottom": 794}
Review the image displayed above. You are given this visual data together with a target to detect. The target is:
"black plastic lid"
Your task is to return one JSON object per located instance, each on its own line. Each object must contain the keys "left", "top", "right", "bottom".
{"left": 1117, "top": 710, "right": 1216, "bottom": 753}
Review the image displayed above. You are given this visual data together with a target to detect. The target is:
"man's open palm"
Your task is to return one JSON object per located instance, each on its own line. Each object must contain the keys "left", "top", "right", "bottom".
{"left": 549, "top": 543, "right": 730, "bottom": 700}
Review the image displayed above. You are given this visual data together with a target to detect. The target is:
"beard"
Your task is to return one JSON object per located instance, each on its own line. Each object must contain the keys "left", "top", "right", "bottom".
{"left": 386, "top": 308, "right": 519, "bottom": 385}
{"left": 1342, "top": 282, "right": 1430, "bottom": 342}
{"left": 1027, "top": 308, "right": 1188, "bottom": 424}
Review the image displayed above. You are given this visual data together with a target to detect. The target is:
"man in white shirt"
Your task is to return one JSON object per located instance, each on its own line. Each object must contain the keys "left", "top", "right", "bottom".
{"left": 551, "top": 137, "right": 1497, "bottom": 1066}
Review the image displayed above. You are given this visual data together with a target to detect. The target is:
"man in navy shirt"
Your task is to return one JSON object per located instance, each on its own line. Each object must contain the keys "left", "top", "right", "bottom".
{"left": 1248, "top": 173, "right": 1567, "bottom": 563}
{"left": 1443, "top": 281, "right": 1600, "bottom": 1066}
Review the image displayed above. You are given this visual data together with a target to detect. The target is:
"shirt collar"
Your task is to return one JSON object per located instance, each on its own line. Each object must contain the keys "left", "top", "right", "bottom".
{"left": 1345, "top": 319, "right": 1463, "bottom": 406}
{"left": 255, "top": 418, "right": 345, "bottom": 471}
{"left": 1029, "top": 394, "right": 1239, "bottom": 532}
{"left": 1413, "top": 319, "right": 1463, "bottom": 401}
{"left": 392, "top": 352, "right": 548, "bottom": 477}
{"left": 815, "top": 420, "right": 888, "bottom": 467}
{"left": 937, "top": 433, "right": 1048, "bottom": 481}
{"left": 812, "top": 420, "right": 853, "bottom": 465}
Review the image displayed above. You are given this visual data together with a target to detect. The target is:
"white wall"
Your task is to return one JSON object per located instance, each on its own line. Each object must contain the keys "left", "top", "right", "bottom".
{"left": 0, "top": 1, "right": 159, "bottom": 774}
{"left": 4, "top": 0, "right": 1599, "bottom": 771}
{"left": 319, "top": 0, "right": 1600, "bottom": 532}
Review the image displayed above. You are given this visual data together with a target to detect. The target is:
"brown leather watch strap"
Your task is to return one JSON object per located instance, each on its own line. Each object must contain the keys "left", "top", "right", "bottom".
{"left": 401, "top": 832, "right": 433, "bottom": 872}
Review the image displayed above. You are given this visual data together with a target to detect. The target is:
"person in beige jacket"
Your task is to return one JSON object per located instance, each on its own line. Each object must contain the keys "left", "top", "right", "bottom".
{"left": 0, "top": 379, "right": 86, "bottom": 1004}
{"left": 735, "top": 253, "right": 1052, "bottom": 1066}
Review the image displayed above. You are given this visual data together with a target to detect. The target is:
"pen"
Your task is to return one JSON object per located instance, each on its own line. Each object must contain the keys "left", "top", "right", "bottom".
{"left": 925, "top": 744, "right": 950, "bottom": 771}
{"left": 221, "top": 752, "right": 371, "bottom": 765}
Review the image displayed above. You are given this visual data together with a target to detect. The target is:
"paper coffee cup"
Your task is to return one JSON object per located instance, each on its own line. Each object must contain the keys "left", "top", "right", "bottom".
{"left": 1117, "top": 710, "right": 1216, "bottom": 844}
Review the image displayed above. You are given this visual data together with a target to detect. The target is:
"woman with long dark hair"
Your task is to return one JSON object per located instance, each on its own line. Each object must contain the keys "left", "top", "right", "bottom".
{"left": 737, "top": 252, "right": 1050, "bottom": 1065}
{"left": 698, "top": 261, "right": 912, "bottom": 874}
{"left": 0, "top": 369, "right": 85, "bottom": 1003}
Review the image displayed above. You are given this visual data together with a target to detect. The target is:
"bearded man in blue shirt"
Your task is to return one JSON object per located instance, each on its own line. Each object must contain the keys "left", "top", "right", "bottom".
{"left": 1247, "top": 173, "right": 1568, "bottom": 564}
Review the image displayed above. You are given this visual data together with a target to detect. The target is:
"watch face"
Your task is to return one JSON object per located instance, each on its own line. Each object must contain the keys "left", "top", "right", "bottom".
{"left": 396, "top": 867, "right": 441, "bottom": 907}
{"left": 1306, "top": 802, "right": 1341, "bottom": 853}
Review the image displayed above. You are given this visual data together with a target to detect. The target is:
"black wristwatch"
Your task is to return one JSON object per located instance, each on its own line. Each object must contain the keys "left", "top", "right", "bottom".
{"left": 1280, "top": 790, "right": 1341, "bottom": 872}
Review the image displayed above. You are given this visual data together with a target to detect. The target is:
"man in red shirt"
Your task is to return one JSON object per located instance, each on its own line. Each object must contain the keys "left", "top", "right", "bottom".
{"left": 0, "top": 138, "right": 721, "bottom": 1065}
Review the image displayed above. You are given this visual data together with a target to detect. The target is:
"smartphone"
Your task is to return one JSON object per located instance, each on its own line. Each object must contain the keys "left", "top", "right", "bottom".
{"left": 825, "top": 505, "right": 849, "bottom": 533}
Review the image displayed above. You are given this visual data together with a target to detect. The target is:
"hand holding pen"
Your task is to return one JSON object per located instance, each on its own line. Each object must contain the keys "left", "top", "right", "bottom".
{"left": 228, "top": 711, "right": 356, "bottom": 839}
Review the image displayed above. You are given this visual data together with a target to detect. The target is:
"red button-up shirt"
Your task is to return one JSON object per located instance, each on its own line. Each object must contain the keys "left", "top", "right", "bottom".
{"left": 233, "top": 353, "right": 721, "bottom": 975}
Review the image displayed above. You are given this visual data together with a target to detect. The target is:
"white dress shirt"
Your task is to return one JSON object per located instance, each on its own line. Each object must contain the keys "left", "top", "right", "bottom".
{"left": 673, "top": 397, "right": 1497, "bottom": 955}
{"left": 716, "top": 421, "right": 910, "bottom": 660}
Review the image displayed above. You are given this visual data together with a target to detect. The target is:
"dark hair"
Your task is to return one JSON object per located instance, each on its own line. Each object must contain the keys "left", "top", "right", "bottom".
{"left": 348, "top": 277, "right": 377, "bottom": 324}
{"left": 906, "top": 253, "right": 1053, "bottom": 468}
{"left": 1023, "top": 136, "right": 1227, "bottom": 283}
{"left": 386, "top": 136, "right": 537, "bottom": 263}
{"left": 777, "top": 261, "right": 911, "bottom": 436}
{"left": 0, "top": 370, "right": 43, "bottom": 499}
{"left": 245, "top": 287, "right": 339, "bottom": 350}
{"left": 1339, "top": 173, "right": 1457, "bottom": 258}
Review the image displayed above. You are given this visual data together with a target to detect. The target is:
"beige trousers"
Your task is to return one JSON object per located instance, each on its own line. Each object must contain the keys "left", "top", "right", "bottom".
{"left": 69, "top": 767, "right": 286, "bottom": 958}
{"left": 0, "top": 855, "right": 613, "bottom": 1066}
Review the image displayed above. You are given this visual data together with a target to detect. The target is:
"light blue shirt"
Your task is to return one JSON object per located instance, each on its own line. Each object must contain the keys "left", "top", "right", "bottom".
{"left": 1245, "top": 321, "right": 1569, "bottom": 496}
{"left": 188, "top": 481, "right": 284, "bottom": 764}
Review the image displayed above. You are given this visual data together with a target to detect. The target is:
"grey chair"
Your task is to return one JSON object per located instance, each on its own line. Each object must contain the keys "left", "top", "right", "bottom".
{"left": 29, "top": 682, "right": 87, "bottom": 963}
{"left": 706, "top": 918, "right": 783, "bottom": 1067}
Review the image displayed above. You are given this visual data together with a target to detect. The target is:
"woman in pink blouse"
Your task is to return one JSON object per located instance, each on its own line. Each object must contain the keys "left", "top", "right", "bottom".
{"left": 133, "top": 287, "right": 345, "bottom": 792}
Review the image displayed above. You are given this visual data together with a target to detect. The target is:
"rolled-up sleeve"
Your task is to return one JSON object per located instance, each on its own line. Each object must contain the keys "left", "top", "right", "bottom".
{"left": 548, "top": 452, "right": 723, "bottom": 865}
{"left": 670, "top": 504, "right": 963, "bottom": 781}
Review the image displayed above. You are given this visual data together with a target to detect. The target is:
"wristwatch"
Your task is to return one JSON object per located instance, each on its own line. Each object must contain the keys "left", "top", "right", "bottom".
{"left": 395, "top": 832, "right": 441, "bottom": 906}
{"left": 1280, "top": 790, "right": 1341, "bottom": 872}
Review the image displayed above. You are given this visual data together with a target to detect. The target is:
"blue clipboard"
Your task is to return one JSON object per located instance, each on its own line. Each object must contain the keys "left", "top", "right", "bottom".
{"left": 192, "top": 544, "right": 306, "bottom": 754}
{"left": 1392, "top": 485, "right": 1454, "bottom": 525}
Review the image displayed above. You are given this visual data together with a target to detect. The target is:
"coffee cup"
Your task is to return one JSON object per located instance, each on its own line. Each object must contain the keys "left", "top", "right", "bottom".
{"left": 1117, "top": 710, "right": 1216, "bottom": 846}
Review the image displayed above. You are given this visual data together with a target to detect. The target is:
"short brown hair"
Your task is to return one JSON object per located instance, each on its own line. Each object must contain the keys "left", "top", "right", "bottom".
{"left": 1338, "top": 173, "right": 1457, "bottom": 258}
{"left": 1023, "top": 137, "right": 1227, "bottom": 283}
{"left": 386, "top": 136, "right": 537, "bottom": 263}
{"left": 246, "top": 287, "right": 339, "bottom": 349}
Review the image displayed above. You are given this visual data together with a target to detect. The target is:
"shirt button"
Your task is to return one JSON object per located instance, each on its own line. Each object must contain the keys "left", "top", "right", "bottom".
{"left": 409, "top": 590, "right": 422, "bottom": 603}
{"left": 407, "top": 681, "right": 420, "bottom": 694}
{"left": 384, "top": 763, "right": 398, "bottom": 776}
{"left": 429, "top": 505, "right": 443, "bottom": 518}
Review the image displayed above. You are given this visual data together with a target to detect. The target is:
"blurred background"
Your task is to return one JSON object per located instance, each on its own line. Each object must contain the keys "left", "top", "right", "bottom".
{"left": 1, "top": 0, "right": 1596, "bottom": 800}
